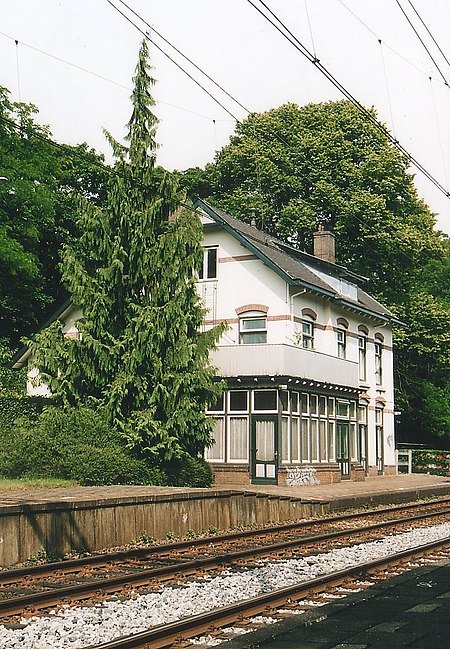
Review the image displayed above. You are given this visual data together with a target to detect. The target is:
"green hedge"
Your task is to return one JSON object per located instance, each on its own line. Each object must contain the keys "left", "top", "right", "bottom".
{"left": 0, "top": 404, "right": 213, "bottom": 487}
{"left": 0, "top": 395, "right": 45, "bottom": 434}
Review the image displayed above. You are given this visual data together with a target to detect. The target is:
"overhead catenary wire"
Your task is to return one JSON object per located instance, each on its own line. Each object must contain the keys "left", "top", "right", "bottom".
{"left": 379, "top": 40, "right": 397, "bottom": 141}
{"left": 394, "top": 0, "right": 449, "bottom": 88}
{"left": 0, "top": 0, "right": 445, "bottom": 276}
{"left": 336, "top": 0, "right": 445, "bottom": 84}
{"left": 245, "top": 0, "right": 450, "bottom": 198}
{"left": 106, "top": 0, "right": 240, "bottom": 122}
{"left": 104, "top": 0, "right": 446, "bottom": 267}
{"left": 113, "top": 0, "right": 251, "bottom": 117}
{"left": 0, "top": 30, "right": 225, "bottom": 122}
{"left": 429, "top": 77, "right": 449, "bottom": 188}
{"left": 406, "top": 0, "right": 450, "bottom": 69}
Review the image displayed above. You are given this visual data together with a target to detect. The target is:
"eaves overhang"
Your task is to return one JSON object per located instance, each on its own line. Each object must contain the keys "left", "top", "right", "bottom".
{"left": 332, "top": 297, "right": 406, "bottom": 327}
{"left": 8, "top": 298, "right": 74, "bottom": 370}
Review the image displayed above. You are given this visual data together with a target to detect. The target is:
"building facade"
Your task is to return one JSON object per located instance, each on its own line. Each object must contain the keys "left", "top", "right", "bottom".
{"left": 197, "top": 199, "right": 399, "bottom": 486}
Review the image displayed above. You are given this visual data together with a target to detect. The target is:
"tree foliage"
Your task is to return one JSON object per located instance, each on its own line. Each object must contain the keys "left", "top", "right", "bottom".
{"left": 0, "top": 87, "right": 108, "bottom": 348}
{"left": 29, "top": 40, "right": 224, "bottom": 462}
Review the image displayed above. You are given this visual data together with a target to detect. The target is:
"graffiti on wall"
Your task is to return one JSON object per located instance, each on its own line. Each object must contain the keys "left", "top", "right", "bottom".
{"left": 286, "top": 466, "right": 320, "bottom": 486}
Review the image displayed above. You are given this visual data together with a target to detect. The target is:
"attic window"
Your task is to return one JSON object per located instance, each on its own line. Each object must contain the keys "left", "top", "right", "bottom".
{"left": 339, "top": 278, "right": 358, "bottom": 300}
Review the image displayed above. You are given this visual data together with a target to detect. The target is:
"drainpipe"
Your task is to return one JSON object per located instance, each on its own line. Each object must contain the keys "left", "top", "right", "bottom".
{"left": 290, "top": 289, "right": 306, "bottom": 322}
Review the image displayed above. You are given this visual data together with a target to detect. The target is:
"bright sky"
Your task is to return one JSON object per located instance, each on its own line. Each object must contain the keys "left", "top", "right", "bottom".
{"left": 1, "top": 1, "right": 449, "bottom": 233}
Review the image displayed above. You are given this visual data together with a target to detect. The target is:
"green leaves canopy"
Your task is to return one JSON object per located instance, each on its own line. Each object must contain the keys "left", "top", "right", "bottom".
{"left": 0, "top": 86, "right": 108, "bottom": 347}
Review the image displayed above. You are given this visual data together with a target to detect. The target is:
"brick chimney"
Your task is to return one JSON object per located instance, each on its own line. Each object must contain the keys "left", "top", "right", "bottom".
{"left": 313, "top": 225, "right": 335, "bottom": 264}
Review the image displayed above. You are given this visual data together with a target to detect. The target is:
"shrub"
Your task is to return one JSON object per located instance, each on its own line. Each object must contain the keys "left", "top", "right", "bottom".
{"left": 166, "top": 456, "right": 213, "bottom": 488}
{"left": 1, "top": 405, "right": 167, "bottom": 486}
{"left": 64, "top": 445, "right": 166, "bottom": 486}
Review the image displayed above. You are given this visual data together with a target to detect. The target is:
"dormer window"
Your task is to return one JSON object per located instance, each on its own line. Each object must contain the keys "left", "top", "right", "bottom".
{"left": 339, "top": 278, "right": 358, "bottom": 300}
{"left": 199, "top": 247, "right": 218, "bottom": 280}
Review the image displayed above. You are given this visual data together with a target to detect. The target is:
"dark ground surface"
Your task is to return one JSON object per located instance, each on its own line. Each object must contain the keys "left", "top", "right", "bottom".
{"left": 225, "top": 559, "right": 450, "bottom": 649}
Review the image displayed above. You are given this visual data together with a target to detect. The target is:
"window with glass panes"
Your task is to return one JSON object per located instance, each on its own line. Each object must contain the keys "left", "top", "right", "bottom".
{"left": 198, "top": 247, "right": 218, "bottom": 280}
{"left": 205, "top": 418, "right": 225, "bottom": 462}
{"left": 337, "top": 328, "right": 346, "bottom": 358}
{"left": 358, "top": 335, "right": 367, "bottom": 381}
{"left": 239, "top": 317, "right": 267, "bottom": 344}
{"left": 375, "top": 341, "right": 383, "bottom": 385}
{"left": 301, "top": 319, "right": 314, "bottom": 348}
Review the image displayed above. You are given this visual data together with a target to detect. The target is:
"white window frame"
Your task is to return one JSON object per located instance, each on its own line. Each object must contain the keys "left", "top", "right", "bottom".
{"left": 375, "top": 341, "right": 383, "bottom": 385}
{"left": 228, "top": 390, "right": 249, "bottom": 413}
{"left": 337, "top": 328, "right": 347, "bottom": 359}
{"left": 227, "top": 415, "right": 249, "bottom": 463}
{"left": 239, "top": 316, "right": 267, "bottom": 345}
{"left": 198, "top": 246, "right": 218, "bottom": 280}
{"left": 358, "top": 335, "right": 367, "bottom": 382}
{"left": 301, "top": 318, "right": 314, "bottom": 349}
{"left": 252, "top": 389, "right": 278, "bottom": 413}
{"left": 205, "top": 416, "right": 225, "bottom": 463}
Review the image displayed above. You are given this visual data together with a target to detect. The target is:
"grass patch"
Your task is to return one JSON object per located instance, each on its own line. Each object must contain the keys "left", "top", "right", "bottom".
{"left": 0, "top": 478, "right": 77, "bottom": 491}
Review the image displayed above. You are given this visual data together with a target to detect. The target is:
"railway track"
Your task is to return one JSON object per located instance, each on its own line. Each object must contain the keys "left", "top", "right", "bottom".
{"left": 0, "top": 498, "right": 449, "bottom": 621}
{"left": 84, "top": 537, "right": 450, "bottom": 649}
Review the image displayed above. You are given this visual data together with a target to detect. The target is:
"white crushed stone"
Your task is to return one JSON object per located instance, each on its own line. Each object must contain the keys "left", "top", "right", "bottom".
{"left": 0, "top": 522, "right": 448, "bottom": 649}
{"left": 190, "top": 635, "right": 223, "bottom": 646}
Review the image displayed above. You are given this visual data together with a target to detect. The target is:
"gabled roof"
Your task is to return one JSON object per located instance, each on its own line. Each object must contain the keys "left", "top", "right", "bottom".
{"left": 196, "top": 199, "right": 401, "bottom": 324}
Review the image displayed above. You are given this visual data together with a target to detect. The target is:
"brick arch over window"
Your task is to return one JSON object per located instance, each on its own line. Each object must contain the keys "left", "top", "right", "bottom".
{"left": 235, "top": 304, "right": 269, "bottom": 315}
{"left": 336, "top": 317, "right": 349, "bottom": 328}
{"left": 301, "top": 307, "right": 317, "bottom": 321}
{"left": 358, "top": 324, "right": 369, "bottom": 335}
{"left": 374, "top": 332, "right": 385, "bottom": 342}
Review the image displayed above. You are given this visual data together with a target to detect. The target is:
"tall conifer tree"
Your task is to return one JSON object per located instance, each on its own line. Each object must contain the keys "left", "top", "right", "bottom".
{"left": 30, "top": 40, "right": 224, "bottom": 461}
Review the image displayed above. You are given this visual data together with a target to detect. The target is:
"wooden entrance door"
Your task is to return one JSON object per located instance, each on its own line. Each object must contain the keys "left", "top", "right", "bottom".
{"left": 251, "top": 416, "right": 278, "bottom": 484}
{"left": 337, "top": 422, "right": 350, "bottom": 479}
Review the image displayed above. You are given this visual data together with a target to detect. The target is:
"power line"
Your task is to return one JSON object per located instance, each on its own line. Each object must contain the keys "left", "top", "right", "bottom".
{"left": 0, "top": 30, "right": 223, "bottom": 122}
{"left": 336, "top": 0, "right": 446, "bottom": 85}
{"left": 406, "top": 0, "right": 450, "bottom": 69}
{"left": 106, "top": 0, "right": 241, "bottom": 122}
{"left": 104, "top": 0, "right": 446, "bottom": 270}
{"left": 0, "top": 2, "right": 445, "bottom": 275}
{"left": 394, "top": 0, "right": 449, "bottom": 87}
{"left": 245, "top": 0, "right": 449, "bottom": 198}
{"left": 114, "top": 0, "right": 251, "bottom": 117}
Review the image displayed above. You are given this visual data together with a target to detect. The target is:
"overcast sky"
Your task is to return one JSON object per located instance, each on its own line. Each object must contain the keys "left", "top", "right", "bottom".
{"left": 1, "top": 0, "right": 449, "bottom": 233}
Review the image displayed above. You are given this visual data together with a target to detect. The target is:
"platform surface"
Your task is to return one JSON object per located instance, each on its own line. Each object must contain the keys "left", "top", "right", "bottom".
{"left": 225, "top": 559, "right": 450, "bottom": 649}
{"left": 0, "top": 474, "right": 448, "bottom": 509}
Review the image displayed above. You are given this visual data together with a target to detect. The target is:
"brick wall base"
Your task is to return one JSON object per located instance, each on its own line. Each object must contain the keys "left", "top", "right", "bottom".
{"left": 212, "top": 463, "right": 370, "bottom": 487}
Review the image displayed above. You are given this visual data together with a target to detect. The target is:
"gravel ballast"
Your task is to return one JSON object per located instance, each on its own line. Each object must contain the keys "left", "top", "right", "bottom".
{"left": 0, "top": 522, "right": 449, "bottom": 649}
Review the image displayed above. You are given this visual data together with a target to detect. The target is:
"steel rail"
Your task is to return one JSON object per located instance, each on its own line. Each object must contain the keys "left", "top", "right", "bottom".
{"left": 0, "top": 506, "right": 449, "bottom": 618}
{"left": 1, "top": 497, "right": 449, "bottom": 584}
{"left": 85, "top": 536, "right": 450, "bottom": 649}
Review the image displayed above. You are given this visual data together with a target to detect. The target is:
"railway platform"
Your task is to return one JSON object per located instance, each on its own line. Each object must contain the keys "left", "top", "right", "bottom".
{"left": 225, "top": 558, "right": 450, "bottom": 649}
{"left": 0, "top": 473, "right": 448, "bottom": 508}
{"left": 0, "top": 474, "right": 449, "bottom": 567}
